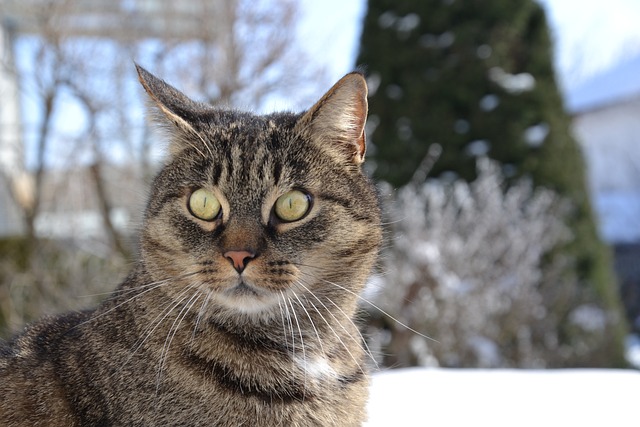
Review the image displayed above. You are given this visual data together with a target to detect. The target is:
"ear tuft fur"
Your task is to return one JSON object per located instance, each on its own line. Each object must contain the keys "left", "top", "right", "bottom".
{"left": 136, "top": 64, "right": 200, "bottom": 131}
{"left": 298, "top": 72, "right": 368, "bottom": 165}
{"left": 136, "top": 64, "right": 210, "bottom": 157}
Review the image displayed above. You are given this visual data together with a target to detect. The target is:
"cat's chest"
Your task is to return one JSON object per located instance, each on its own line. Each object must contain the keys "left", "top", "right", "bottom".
{"left": 131, "top": 352, "right": 363, "bottom": 426}
{"left": 171, "top": 342, "right": 341, "bottom": 398}
{"left": 295, "top": 355, "right": 339, "bottom": 380}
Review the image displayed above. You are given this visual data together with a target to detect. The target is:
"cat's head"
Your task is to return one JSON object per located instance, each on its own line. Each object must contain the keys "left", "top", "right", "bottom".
{"left": 136, "top": 65, "right": 381, "bottom": 321}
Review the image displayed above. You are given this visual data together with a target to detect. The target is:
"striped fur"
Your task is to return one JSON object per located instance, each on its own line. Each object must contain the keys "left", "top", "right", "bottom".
{"left": 0, "top": 67, "right": 382, "bottom": 426}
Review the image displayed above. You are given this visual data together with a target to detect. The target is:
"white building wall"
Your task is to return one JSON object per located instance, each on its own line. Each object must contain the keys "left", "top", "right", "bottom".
{"left": 0, "top": 21, "right": 25, "bottom": 236}
{"left": 572, "top": 97, "right": 640, "bottom": 242}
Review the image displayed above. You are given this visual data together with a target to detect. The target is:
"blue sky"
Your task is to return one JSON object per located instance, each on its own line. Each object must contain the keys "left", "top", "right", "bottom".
{"left": 10, "top": 0, "right": 640, "bottom": 170}
{"left": 539, "top": 0, "right": 640, "bottom": 86}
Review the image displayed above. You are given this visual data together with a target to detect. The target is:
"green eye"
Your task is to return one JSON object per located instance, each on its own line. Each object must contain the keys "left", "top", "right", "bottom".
{"left": 188, "top": 188, "right": 221, "bottom": 221}
{"left": 274, "top": 190, "right": 311, "bottom": 222}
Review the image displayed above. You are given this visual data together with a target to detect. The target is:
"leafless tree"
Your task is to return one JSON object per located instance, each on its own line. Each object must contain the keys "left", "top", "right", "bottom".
{"left": 0, "top": 0, "right": 322, "bottom": 336}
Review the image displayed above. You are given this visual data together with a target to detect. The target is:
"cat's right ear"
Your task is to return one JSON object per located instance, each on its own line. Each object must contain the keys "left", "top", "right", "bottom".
{"left": 136, "top": 64, "right": 206, "bottom": 156}
{"left": 296, "top": 72, "right": 368, "bottom": 166}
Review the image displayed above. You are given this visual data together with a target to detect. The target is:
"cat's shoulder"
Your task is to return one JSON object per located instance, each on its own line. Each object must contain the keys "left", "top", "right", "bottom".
{"left": 0, "top": 311, "right": 91, "bottom": 363}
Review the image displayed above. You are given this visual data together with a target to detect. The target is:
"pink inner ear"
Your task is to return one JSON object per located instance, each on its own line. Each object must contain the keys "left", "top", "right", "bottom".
{"left": 296, "top": 72, "right": 370, "bottom": 165}
{"left": 353, "top": 100, "right": 367, "bottom": 162}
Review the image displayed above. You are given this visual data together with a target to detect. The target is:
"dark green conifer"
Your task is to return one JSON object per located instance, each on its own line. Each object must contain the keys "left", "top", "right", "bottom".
{"left": 357, "top": 0, "right": 627, "bottom": 367}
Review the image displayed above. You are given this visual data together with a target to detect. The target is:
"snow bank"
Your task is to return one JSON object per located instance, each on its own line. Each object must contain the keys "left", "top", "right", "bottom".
{"left": 366, "top": 368, "right": 639, "bottom": 426}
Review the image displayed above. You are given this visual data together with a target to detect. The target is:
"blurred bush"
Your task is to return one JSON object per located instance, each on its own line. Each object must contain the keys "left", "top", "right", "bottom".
{"left": 0, "top": 238, "right": 127, "bottom": 338}
{"left": 367, "top": 158, "right": 625, "bottom": 368}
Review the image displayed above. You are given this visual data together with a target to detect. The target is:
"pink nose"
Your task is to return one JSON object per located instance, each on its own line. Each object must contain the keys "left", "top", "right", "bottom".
{"left": 224, "top": 250, "right": 255, "bottom": 273}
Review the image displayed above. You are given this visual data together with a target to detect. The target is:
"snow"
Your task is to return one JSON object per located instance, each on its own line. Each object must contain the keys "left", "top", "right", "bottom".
{"left": 366, "top": 368, "right": 640, "bottom": 426}
{"left": 488, "top": 67, "right": 536, "bottom": 94}
{"left": 626, "top": 335, "right": 640, "bottom": 367}
{"left": 523, "top": 123, "right": 550, "bottom": 147}
{"left": 479, "top": 94, "right": 500, "bottom": 112}
{"left": 465, "top": 139, "right": 490, "bottom": 157}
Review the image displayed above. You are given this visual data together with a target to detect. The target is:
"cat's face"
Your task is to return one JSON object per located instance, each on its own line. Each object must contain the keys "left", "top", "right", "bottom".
{"left": 137, "top": 66, "right": 381, "bottom": 320}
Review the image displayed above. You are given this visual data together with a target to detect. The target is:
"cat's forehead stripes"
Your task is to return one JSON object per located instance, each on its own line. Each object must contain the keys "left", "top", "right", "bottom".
{"left": 203, "top": 119, "right": 291, "bottom": 192}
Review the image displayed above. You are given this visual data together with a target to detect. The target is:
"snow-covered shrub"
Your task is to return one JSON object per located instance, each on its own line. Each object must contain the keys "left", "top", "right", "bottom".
{"left": 367, "top": 158, "right": 611, "bottom": 368}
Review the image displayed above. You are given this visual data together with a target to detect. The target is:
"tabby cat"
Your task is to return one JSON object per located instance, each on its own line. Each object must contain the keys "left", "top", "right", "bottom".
{"left": 0, "top": 65, "right": 382, "bottom": 426}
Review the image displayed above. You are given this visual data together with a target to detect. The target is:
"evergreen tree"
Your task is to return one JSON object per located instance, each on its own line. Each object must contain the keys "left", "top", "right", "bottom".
{"left": 357, "top": 0, "right": 627, "bottom": 367}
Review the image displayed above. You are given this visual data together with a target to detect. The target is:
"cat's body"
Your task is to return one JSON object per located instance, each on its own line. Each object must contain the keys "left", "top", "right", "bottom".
{"left": 0, "top": 67, "right": 381, "bottom": 426}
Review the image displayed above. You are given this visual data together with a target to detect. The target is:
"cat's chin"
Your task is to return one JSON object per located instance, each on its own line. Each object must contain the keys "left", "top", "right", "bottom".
{"left": 214, "top": 280, "right": 282, "bottom": 314}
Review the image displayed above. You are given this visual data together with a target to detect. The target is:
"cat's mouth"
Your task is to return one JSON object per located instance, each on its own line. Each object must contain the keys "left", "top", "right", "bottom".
{"left": 225, "top": 280, "right": 261, "bottom": 297}
{"left": 215, "top": 278, "right": 282, "bottom": 314}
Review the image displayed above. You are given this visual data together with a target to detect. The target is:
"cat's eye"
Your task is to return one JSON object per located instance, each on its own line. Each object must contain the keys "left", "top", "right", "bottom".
{"left": 274, "top": 190, "right": 311, "bottom": 222}
{"left": 188, "top": 188, "right": 221, "bottom": 221}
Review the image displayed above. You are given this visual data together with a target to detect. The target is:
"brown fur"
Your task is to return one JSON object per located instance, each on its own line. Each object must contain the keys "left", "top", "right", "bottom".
{"left": 0, "top": 66, "right": 382, "bottom": 426}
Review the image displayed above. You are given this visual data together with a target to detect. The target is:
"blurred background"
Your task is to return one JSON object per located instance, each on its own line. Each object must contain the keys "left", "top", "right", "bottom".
{"left": 0, "top": 0, "right": 639, "bottom": 369}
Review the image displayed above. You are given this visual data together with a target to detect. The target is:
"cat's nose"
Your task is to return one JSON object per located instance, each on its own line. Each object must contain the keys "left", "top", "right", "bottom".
{"left": 224, "top": 250, "right": 256, "bottom": 274}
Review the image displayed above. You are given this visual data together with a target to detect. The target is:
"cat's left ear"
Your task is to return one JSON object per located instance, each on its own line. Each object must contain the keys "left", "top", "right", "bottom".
{"left": 297, "top": 72, "right": 368, "bottom": 165}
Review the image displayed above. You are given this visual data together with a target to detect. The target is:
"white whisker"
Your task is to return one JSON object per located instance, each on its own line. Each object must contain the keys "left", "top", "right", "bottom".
{"left": 191, "top": 290, "right": 212, "bottom": 345}
{"left": 114, "top": 284, "right": 198, "bottom": 378}
{"left": 318, "top": 277, "right": 438, "bottom": 343}
{"left": 323, "top": 293, "right": 379, "bottom": 370}
{"left": 293, "top": 282, "right": 364, "bottom": 375}
{"left": 76, "top": 271, "right": 199, "bottom": 329}
{"left": 309, "top": 297, "right": 364, "bottom": 374}
{"left": 277, "top": 291, "right": 290, "bottom": 351}
{"left": 281, "top": 294, "right": 296, "bottom": 359}
{"left": 78, "top": 280, "right": 167, "bottom": 298}
{"left": 292, "top": 292, "right": 324, "bottom": 356}
{"left": 287, "top": 297, "right": 307, "bottom": 399}
{"left": 156, "top": 290, "right": 202, "bottom": 393}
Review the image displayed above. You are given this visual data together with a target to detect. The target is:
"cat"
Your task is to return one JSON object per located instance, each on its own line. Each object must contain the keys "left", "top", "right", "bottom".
{"left": 0, "top": 65, "right": 382, "bottom": 426}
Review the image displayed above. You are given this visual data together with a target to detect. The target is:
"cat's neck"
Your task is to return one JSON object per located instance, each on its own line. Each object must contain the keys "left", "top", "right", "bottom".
{"left": 104, "top": 261, "right": 364, "bottom": 373}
